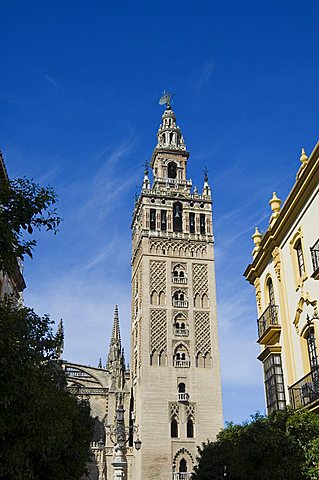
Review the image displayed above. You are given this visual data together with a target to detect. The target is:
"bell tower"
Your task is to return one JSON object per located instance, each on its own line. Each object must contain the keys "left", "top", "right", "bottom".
{"left": 131, "top": 96, "right": 223, "bottom": 480}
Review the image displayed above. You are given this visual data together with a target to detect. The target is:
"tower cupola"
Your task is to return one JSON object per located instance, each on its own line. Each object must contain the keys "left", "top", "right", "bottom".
{"left": 156, "top": 105, "right": 186, "bottom": 151}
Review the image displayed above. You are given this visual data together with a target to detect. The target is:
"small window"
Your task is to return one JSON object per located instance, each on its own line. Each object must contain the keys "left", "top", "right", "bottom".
{"left": 171, "top": 417, "right": 178, "bottom": 437}
{"left": 200, "top": 214, "right": 206, "bottom": 234}
{"left": 161, "top": 210, "right": 167, "bottom": 231}
{"left": 295, "top": 239, "right": 305, "bottom": 276}
{"left": 178, "top": 382, "right": 186, "bottom": 393}
{"left": 189, "top": 212, "right": 195, "bottom": 233}
{"left": 150, "top": 209, "right": 156, "bottom": 230}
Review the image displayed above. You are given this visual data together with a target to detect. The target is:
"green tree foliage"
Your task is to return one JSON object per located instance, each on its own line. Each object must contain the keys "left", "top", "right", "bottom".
{"left": 0, "top": 301, "right": 94, "bottom": 480}
{"left": 193, "top": 410, "right": 319, "bottom": 480}
{"left": 0, "top": 177, "right": 61, "bottom": 276}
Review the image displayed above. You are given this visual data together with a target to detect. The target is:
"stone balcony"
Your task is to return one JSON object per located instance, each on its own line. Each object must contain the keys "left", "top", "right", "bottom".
{"left": 172, "top": 277, "right": 187, "bottom": 284}
{"left": 174, "top": 360, "right": 190, "bottom": 368}
{"left": 172, "top": 474, "right": 193, "bottom": 480}
{"left": 173, "top": 300, "right": 188, "bottom": 308}
{"left": 177, "top": 392, "right": 189, "bottom": 402}
{"left": 174, "top": 328, "right": 189, "bottom": 337}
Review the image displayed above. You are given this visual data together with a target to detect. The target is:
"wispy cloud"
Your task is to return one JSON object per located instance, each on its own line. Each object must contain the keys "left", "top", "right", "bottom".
{"left": 197, "top": 61, "right": 215, "bottom": 97}
{"left": 79, "top": 136, "right": 139, "bottom": 221}
{"left": 44, "top": 74, "right": 58, "bottom": 89}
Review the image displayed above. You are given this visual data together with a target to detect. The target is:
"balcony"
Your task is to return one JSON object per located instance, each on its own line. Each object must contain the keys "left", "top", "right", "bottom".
{"left": 174, "top": 328, "right": 189, "bottom": 337}
{"left": 289, "top": 369, "right": 319, "bottom": 411}
{"left": 177, "top": 392, "right": 189, "bottom": 402}
{"left": 257, "top": 305, "right": 280, "bottom": 344}
{"left": 172, "top": 277, "right": 187, "bottom": 284}
{"left": 173, "top": 300, "right": 188, "bottom": 308}
{"left": 310, "top": 238, "right": 319, "bottom": 279}
{"left": 174, "top": 360, "right": 190, "bottom": 368}
{"left": 173, "top": 474, "right": 193, "bottom": 480}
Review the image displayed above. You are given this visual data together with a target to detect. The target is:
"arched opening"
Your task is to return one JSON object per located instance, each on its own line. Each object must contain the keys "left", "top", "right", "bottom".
{"left": 178, "top": 382, "right": 186, "bottom": 393}
{"left": 174, "top": 344, "right": 190, "bottom": 367}
{"left": 202, "top": 293, "right": 209, "bottom": 308}
{"left": 159, "top": 291, "right": 166, "bottom": 306}
{"left": 173, "top": 202, "right": 183, "bottom": 232}
{"left": 179, "top": 458, "right": 187, "bottom": 473}
{"left": 194, "top": 293, "right": 200, "bottom": 308}
{"left": 171, "top": 416, "right": 178, "bottom": 438}
{"left": 150, "top": 290, "right": 158, "bottom": 305}
{"left": 187, "top": 418, "right": 194, "bottom": 438}
{"left": 168, "top": 162, "right": 177, "bottom": 179}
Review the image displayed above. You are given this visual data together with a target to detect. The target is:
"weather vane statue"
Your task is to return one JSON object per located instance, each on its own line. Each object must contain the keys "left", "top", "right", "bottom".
{"left": 204, "top": 166, "right": 209, "bottom": 183}
{"left": 159, "top": 90, "right": 175, "bottom": 108}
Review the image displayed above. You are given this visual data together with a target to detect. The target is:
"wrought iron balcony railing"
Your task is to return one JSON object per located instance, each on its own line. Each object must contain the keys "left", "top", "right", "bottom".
{"left": 257, "top": 304, "right": 279, "bottom": 338}
{"left": 310, "top": 238, "right": 319, "bottom": 275}
{"left": 289, "top": 368, "right": 319, "bottom": 409}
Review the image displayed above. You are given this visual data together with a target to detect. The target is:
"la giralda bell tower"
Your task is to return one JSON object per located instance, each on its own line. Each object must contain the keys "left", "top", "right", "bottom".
{"left": 130, "top": 96, "right": 223, "bottom": 480}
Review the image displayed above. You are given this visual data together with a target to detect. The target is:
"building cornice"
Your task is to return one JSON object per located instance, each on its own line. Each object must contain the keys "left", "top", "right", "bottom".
{"left": 244, "top": 141, "right": 319, "bottom": 284}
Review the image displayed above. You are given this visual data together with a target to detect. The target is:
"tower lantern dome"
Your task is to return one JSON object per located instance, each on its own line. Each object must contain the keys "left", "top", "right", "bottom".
{"left": 156, "top": 104, "right": 186, "bottom": 152}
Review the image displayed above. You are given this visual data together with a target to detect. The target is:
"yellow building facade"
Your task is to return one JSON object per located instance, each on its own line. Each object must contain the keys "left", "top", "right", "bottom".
{"left": 244, "top": 143, "right": 319, "bottom": 413}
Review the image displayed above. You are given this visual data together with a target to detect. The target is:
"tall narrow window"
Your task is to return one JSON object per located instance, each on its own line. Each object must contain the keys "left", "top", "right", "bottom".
{"left": 161, "top": 209, "right": 167, "bottom": 231}
{"left": 173, "top": 202, "right": 183, "bottom": 232}
{"left": 171, "top": 416, "right": 178, "bottom": 438}
{"left": 295, "top": 239, "right": 305, "bottom": 276}
{"left": 264, "top": 354, "right": 286, "bottom": 413}
{"left": 200, "top": 213, "right": 206, "bottom": 234}
{"left": 150, "top": 209, "right": 156, "bottom": 230}
{"left": 189, "top": 212, "right": 195, "bottom": 233}
{"left": 187, "top": 417, "right": 194, "bottom": 438}
{"left": 268, "top": 278, "right": 275, "bottom": 306}
{"left": 307, "top": 327, "right": 319, "bottom": 371}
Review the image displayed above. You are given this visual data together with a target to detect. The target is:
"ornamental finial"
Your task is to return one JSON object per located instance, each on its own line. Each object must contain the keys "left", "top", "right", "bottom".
{"left": 204, "top": 166, "right": 209, "bottom": 183}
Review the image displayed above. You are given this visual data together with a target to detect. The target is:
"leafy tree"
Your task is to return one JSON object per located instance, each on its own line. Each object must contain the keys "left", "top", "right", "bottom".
{"left": 0, "top": 300, "right": 94, "bottom": 480}
{"left": 0, "top": 177, "right": 61, "bottom": 276}
{"left": 193, "top": 410, "right": 319, "bottom": 480}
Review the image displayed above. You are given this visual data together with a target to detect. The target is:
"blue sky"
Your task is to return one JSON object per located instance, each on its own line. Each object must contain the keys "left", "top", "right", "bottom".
{"left": 1, "top": 0, "right": 319, "bottom": 424}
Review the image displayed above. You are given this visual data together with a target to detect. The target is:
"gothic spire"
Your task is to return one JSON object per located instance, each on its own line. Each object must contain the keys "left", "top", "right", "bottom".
{"left": 106, "top": 305, "right": 124, "bottom": 370}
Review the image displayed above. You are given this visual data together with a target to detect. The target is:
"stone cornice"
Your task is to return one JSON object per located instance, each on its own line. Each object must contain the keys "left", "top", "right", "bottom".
{"left": 244, "top": 141, "right": 319, "bottom": 284}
